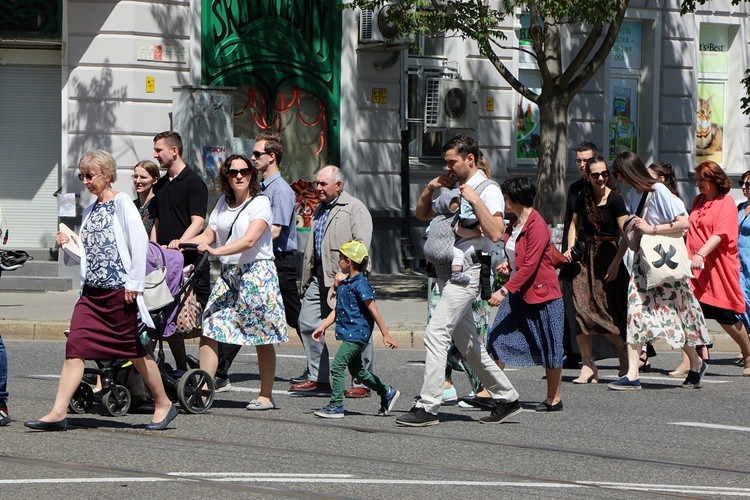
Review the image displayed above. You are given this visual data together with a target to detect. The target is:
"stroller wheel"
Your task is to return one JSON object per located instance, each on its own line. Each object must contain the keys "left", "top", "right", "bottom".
{"left": 177, "top": 369, "right": 215, "bottom": 414}
{"left": 102, "top": 385, "right": 131, "bottom": 417}
{"left": 68, "top": 383, "right": 94, "bottom": 414}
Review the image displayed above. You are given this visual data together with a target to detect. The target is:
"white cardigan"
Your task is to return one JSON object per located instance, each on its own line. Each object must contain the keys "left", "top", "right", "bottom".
{"left": 64, "top": 192, "right": 154, "bottom": 328}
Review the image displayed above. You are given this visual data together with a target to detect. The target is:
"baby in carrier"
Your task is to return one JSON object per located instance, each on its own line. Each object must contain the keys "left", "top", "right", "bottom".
{"left": 440, "top": 194, "right": 487, "bottom": 285}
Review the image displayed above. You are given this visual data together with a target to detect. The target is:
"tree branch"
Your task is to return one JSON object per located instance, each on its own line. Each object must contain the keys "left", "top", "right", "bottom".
{"left": 480, "top": 38, "right": 539, "bottom": 103}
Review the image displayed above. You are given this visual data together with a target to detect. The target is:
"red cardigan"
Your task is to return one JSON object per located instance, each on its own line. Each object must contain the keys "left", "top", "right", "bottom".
{"left": 503, "top": 209, "right": 562, "bottom": 305}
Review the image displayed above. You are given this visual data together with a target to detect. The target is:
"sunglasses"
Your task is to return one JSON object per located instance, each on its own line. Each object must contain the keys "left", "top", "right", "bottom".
{"left": 78, "top": 172, "right": 102, "bottom": 182}
{"left": 589, "top": 171, "right": 609, "bottom": 180}
{"left": 226, "top": 168, "right": 252, "bottom": 177}
{"left": 740, "top": 181, "right": 750, "bottom": 188}
{"left": 251, "top": 150, "right": 269, "bottom": 158}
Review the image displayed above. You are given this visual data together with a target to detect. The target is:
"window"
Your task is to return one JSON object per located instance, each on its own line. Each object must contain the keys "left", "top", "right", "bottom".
{"left": 607, "top": 21, "right": 643, "bottom": 159}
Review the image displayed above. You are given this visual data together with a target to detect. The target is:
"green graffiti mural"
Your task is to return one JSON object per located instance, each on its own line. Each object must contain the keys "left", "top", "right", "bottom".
{"left": 202, "top": 0, "right": 341, "bottom": 167}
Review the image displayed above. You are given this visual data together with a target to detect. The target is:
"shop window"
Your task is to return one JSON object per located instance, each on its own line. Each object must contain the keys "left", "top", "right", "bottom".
{"left": 608, "top": 21, "right": 643, "bottom": 159}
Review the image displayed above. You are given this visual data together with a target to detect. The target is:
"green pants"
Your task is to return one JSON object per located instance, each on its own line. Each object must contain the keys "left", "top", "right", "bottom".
{"left": 330, "top": 340, "right": 388, "bottom": 405}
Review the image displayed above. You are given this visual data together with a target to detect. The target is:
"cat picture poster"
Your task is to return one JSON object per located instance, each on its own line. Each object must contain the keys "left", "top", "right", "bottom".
{"left": 696, "top": 82, "right": 724, "bottom": 163}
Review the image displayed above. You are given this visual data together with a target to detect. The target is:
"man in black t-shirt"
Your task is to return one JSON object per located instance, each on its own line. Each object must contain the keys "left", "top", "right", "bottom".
{"left": 152, "top": 131, "right": 209, "bottom": 371}
{"left": 559, "top": 142, "right": 597, "bottom": 368}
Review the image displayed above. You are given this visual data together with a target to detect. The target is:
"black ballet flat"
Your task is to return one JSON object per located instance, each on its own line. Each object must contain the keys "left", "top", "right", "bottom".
{"left": 535, "top": 401, "right": 563, "bottom": 412}
{"left": 145, "top": 405, "right": 178, "bottom": 431}
{"left": 24, "top": 418, "right": 68, "bottom": 432}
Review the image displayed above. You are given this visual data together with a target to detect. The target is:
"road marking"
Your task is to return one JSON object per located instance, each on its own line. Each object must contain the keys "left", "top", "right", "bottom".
{"left": 1, "top": 474, "right": 748, "bottom": 495}
{"left": 670, "top": 422, "right": 750, "bottom": 432}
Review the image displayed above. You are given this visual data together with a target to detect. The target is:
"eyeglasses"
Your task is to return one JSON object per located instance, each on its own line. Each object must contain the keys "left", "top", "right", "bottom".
{"left": 740, "top": 181, "right": 750, "bottom": 188}
{"left": 226, "top": 168, "right": 252, "bottom": 177}
{"left": 251, "top": 150, "right": 269, "bottom": 158}
{"left": 576, "top": 158, "right": 591, "bottom": 164}
{"left": 589, "top": 171, "right": 609, "bottom": 180}
{"left": 78, "top": 172, "right": 102, "bottom": 182}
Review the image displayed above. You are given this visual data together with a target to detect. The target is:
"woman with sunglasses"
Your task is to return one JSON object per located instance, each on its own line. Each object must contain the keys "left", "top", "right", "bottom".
{"left": 563, "top": 156, "right": 629, "bottom": 383}
{"left": 181, "top": 154, "right": 288, "bottom": 410}
{"left": 607, "top": 151, "right": 709, "bottom": 391}
{"left": 686, "top": 161, "right": 750, "bottom": 377}
{"left": 735, "top": 171, "right": 750, "bottom": 367}
{"left": 25, "top": 150, "right": 176, "bottom": 431}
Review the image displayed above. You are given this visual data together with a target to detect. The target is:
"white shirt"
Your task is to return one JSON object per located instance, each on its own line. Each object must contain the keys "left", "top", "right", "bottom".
{"left": 627, "top": 182, "right": 686, "bottom": 225}
{"left": 452, "top": 170, "right": 505, "bottom": 264}
{"left": 209, "top": 195, "right": 274, "bottom": 265}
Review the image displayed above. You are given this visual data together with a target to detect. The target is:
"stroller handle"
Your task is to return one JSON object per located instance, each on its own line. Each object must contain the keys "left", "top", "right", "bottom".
{"left": 178, "top": 243, "right": 210, "bottom": 269}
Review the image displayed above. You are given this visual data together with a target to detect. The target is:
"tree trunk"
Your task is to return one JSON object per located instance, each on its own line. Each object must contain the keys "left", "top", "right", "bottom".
{"left": 534, "top": 93, "right": 569, "bottom": 225}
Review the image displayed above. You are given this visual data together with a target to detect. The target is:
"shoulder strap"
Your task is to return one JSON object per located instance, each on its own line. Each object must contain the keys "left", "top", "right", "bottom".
{"left": 227, "top": 198, "right": 253, "bottom": 241}
{"left": 635, "top": 191, "right": 649, "bottom": 218}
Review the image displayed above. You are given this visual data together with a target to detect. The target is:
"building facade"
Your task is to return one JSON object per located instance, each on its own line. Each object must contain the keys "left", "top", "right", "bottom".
{"left": 1, "top": 0, "right": 748, "bottom": 272}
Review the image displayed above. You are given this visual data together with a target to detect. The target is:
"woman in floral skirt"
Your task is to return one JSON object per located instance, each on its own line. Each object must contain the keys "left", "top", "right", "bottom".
{"left": 182, "top": 154, "right": 288, "bottom": 410}
{"left": 608, "top": 151, "right": 710, "bottom": 391}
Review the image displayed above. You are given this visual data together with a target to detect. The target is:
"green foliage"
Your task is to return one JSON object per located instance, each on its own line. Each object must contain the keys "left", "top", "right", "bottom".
{"left": 680, "top": 0, "right": 743, "bottom": 16}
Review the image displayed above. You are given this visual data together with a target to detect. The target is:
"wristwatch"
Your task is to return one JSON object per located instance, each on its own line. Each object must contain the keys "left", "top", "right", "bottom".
{"left": 499, "top": 288, "right": 508, "bottom": 297}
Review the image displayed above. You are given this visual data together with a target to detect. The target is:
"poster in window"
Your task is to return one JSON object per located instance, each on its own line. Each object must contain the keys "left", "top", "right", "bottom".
{"left": 516, "top": 94, "right": 540, "bottom": 160}
{"left": 698, "top": 26, "right": 729, "bottom": 74}
{"left": 608, "top": 78, "right": 638, "bottom": 160}
{"left": 696, "top": 82, "right": 724, "bottom": 162}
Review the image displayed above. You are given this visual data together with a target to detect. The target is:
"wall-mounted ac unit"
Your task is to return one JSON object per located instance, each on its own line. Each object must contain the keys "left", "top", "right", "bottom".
{"left": 359, "top": 4, "right": 404, "bottom": 45}
{"left": 424, "top": 79, "right": 480, "bottom": 130}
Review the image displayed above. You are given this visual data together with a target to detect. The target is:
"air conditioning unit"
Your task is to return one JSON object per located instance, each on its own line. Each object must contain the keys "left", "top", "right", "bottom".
{"left": 359, "top": 4, "right": 404, "bottom": 45}
{"left": 424, "top": 79, "right": 480, "bottom": 130}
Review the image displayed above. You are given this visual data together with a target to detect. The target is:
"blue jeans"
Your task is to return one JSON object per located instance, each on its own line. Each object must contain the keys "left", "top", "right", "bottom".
{"left": 0, "top": 335, "right": 7, "bottom": 404}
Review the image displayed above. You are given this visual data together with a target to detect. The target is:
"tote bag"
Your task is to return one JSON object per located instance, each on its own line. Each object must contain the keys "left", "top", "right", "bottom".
{"left": 144, "top": 242, "right": 174, "bottom": 311}
{"left": 638, "top": 232, "right": 692, "bottom": 289}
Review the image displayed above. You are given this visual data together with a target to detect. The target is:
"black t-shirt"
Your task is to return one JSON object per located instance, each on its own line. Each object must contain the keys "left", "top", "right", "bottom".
{"left": 562, "top": 177, "right": 585, "bottom": 251}
{"left": 153, "top": 166, "right": 208, "bottom": 244}
{"left": 574, "top": 190, "right": 628, "bottom": 238}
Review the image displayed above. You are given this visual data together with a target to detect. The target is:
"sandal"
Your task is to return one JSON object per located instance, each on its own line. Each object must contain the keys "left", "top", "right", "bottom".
{"left": 638, "top": 353, "right": 651, "bottom": 373}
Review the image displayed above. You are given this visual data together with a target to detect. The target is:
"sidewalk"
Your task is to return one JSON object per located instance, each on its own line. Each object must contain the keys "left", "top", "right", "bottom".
{"left": 0, "top": 272, "right": 739, "bottom": 352}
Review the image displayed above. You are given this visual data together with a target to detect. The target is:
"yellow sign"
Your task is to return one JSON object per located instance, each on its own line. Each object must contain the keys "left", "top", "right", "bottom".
{"left": 146, "top": 76, "right": 155, "bottom": 93}
{"left": 486, "top": 97, "right": 494, "bottom": 112}
{"left": 372, "top": 88, "right": 387, "bottom": 104}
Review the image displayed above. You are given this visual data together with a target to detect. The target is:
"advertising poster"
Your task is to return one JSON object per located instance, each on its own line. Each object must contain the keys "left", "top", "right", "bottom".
{"left": 202, "top": 145, "right": 226, "bottom": 191}
{"left": 516, "top": 94, "right": 540, "bottom": 160}
{"left": 698, "top": 26, "right": 729, "bottom": 74}
{"left": 609, "top": 21, "right": 643, "bottom": 70}
{"left": 696, "top": 82, "right": 725, "bottom": 163}
{"left": 608, "top": 78, "right": 639, "bottom": 159}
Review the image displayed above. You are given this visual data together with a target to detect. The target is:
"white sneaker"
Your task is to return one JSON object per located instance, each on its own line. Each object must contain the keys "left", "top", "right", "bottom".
{"left": 443, "top": 386, "right": 458, "bottom": 404}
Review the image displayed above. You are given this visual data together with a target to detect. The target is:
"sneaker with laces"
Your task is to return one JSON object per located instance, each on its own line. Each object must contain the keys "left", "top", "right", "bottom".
{"left": 395, "top": 406, "right": 438, "bottom": 427}
{"left": 314, "top": 403, "right": 345, "bottom": 419}
{"left": 378, "top": 386, "right": 400, "bottom": 416}
{"left": 214, "top": 377, "right": 232, "bottom": 393}
{"left": 479, "top": 399, "right": 522, "bottom": 424}
{"left": 0, "top": 404, "right": 10, "bottom": 426}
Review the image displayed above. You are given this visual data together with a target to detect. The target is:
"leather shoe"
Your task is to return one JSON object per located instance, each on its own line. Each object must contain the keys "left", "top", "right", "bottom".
{"left": 535, "top": 400, "right": 563, "bottom": 412}
{"left": 458, "top": 395, "right": 495, "bottom": 411}
{"left": 289, "top": 380, "right": 331, "bottom": 392}
{"left": 145, "top": 405, "right": 178, "bottom": 431}
{"left": 24, "top": 418, "right": 68, "bottom": 432}
{"left": 289, "top": 374, "right": 309, "bottom": 385}
{"left": 344, "top": 387, "right": 371, "bottom": 398}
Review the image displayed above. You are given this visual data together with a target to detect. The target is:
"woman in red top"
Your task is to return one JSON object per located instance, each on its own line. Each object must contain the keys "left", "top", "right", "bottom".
{"left": 687, "top": 161, "right": 750, "bottom": 376}
{"left": 488, "top": 177, "right": 564, "bottom": 411}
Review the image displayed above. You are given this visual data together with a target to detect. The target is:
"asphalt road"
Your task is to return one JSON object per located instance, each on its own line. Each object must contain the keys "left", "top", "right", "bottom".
{"left": 1, "top": 340, "right": 749, "bottom": 499}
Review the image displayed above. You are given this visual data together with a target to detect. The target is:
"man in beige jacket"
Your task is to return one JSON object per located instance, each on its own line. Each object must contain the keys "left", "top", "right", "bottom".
{"left": 291, "top": 166, "right": 374, "bottom": 395}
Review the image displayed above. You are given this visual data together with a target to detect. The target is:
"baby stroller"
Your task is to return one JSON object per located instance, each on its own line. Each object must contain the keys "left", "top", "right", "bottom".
{"left": 68, "top": 242, "right": 215, "bottom": 417}
{"left": 0, "top": 249, "right": 32, "bottom": 276}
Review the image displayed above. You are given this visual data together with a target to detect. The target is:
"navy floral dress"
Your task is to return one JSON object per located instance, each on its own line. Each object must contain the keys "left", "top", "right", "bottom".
{"left": 81, "top": 201, "right": 126, "bottom": 289}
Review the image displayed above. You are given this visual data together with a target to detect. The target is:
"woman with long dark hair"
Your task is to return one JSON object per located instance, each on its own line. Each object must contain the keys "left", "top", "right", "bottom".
{"left": 608, "top": 151, "right": 709, "bottom": 391}
{"left": 564, "top": 156, "right": 629, "bottom": 383}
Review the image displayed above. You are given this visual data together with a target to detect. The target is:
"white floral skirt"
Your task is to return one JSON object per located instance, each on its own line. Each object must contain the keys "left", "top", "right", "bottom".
{"left": 202, "top": 260, "right": 288, "bottom": 346}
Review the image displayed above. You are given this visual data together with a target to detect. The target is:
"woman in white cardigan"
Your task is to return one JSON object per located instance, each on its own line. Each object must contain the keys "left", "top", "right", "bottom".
{"left": 25, "top": 150, "right": 176, "bottom": 432}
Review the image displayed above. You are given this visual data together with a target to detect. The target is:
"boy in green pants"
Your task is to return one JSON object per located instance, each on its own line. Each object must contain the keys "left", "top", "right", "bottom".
{"left": 312, "top": 240, "right": 399, "bottom": 418}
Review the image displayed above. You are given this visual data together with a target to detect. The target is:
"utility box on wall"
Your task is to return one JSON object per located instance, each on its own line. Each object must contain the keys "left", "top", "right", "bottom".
{"left": 172, "top": 86, "right": 235, "bottom": 203}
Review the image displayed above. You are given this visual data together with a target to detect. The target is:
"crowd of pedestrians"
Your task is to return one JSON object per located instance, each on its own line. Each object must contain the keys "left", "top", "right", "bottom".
{"left": 3, "top": 132, "right": 749, "bottom": 431}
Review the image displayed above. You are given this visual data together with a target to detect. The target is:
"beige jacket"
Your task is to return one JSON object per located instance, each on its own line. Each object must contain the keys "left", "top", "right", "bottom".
{"left": 300, "top": 191, "right": 372, "bottom": 288}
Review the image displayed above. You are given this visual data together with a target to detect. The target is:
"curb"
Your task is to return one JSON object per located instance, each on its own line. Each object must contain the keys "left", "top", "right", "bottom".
{"left": 0, "top": 320, "right": 740, "bottom": 353}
